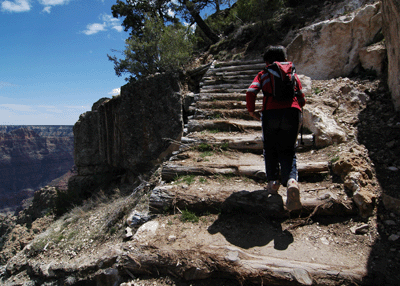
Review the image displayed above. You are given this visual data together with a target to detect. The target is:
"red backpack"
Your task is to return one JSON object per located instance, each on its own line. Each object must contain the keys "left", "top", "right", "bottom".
{"left": 264, "top": 61, "right": 296, "bottom": 101}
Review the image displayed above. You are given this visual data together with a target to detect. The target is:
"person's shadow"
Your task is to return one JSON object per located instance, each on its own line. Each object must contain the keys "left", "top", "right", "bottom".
{"left": 208, "top": 189, "right": 293, "bottom": 250}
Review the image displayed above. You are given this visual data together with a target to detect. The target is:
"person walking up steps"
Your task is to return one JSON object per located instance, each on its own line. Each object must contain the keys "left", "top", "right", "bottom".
{"left": 246, "top": 45, "right": 306, "bottom": 211}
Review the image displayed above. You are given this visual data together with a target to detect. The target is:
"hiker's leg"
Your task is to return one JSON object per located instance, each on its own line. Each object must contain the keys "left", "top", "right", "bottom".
{"left": 277, "top": 108, "right": 300, "bottom": 186}
{"left": 262, "top": 110, "right": 280, "bottom": 181}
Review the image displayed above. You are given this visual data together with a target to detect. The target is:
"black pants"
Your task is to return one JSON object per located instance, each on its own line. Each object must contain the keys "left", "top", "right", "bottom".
{"left": 262, "top": 108, "right": 301, "bottom": 186}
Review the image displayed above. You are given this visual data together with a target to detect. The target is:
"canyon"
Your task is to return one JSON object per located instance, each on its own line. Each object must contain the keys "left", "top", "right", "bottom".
{"left": 0, "top": 126, "right": 74, "bottom": 213}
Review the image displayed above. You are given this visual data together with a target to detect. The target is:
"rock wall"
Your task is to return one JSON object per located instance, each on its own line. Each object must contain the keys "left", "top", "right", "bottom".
{"left": 0, "top": 127, "right": 74, "bottom": 211}
{"left": 382, "top": 0, "right": 400, "bottom": 110}
{"left": 69, "top": 72, "right": 183, "bottom": 195}
{"left": 287, "top": 2, "right": 382, "bottom": 79}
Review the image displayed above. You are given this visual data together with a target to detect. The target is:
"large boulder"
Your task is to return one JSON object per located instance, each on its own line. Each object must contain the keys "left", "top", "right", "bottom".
{"left": 287, "top": 2, "right": 382, "bottom": 79}
{"left": 70, "top": 72, "right": 183, "bottom": 194}
{"left": 382, "top": 0, "right": 400, "bottom": 110}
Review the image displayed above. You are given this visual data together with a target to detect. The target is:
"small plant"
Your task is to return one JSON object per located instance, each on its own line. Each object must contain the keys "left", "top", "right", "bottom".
{"left": 174, "top": 175, "right": 196, "bottom": 185}
{"left": 208, "top": 129, "right": 220, "bottom": 134}
{"left": 210, "top": 113, "right": 221, "bottom": 119}
{"left": 197, "top": 143, "right": 213, "bottom": 152}
{"left": 31, "top": 239, "right": 47, "bottom": 253}
{"left": 55, "top": 233, "right": 64, "bottom": 243}
{"left": 110, "top": 227, "right": 117, "bottom": 235}
{"left": 330, "top": 155, "right": 340, "bottom": 163}
{"left": 314, "top": 87, "right": 324, "bottom": 95}
{"left": 200, "top": 151, "right": 213, "bottom": 158}
{"left": 220, "top": 142, "right": 229, "bottom": 151}
{"left": 181, "top": 209, "right": 199, "bottom": 223}
{"left": 199, "top": 177, "right": 207, "bottom": 183}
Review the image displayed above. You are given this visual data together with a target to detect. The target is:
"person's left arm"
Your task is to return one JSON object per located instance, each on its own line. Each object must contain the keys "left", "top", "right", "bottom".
{"left": 294, "top": 74, "right": 306, "bottom": 107}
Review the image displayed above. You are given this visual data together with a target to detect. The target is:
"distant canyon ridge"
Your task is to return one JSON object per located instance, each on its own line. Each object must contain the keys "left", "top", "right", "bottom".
{"left": 0, "top": 126, "right": 74, "bottom": 213}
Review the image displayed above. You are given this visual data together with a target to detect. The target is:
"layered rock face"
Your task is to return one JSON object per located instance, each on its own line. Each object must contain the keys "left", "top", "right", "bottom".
{"left": 0, "top": 126, "right": 74, "bottom": 210}
{"left": 382, "top": 0, "right": 400, "bottom": 110}
{"left": 69, "top": 72, "right": 183, "bottom": 195}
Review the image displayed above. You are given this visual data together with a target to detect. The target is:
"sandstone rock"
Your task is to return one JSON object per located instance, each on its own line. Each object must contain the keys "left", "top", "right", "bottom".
{"left": 303, "top": 106, "right": 347, "bottom": 147}
{"left": 382, "top": 0, "right": 400, "bottom": 110}
{"left": 353, "top": 189, "right": 376, "bottom": 217}
{"left": 359, "top": 43, "right": 387, "bottom": 76}
{"left": 133, "top": 221, "right": 159, "bottom": 241}
{"left": 331, "top": 145, "right": 377, "bottom": 217}
{"left": 288, "top": 2, "right": 382, "bottom": 79}
{"left": 350, "top": 223, "right": 369, "bottom": 234}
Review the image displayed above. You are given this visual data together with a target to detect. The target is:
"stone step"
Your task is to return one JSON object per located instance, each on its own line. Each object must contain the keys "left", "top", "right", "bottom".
{"left": 181, "top": 134, "right": 315, "bottom": 151}
{"left": 207, "top": 62, "right": 265, "bottom": 74}
{"left": 122, "top": 216, "right": 368, "bottom": 285}
{"left": 202, "top": 73, "right": 256, "bottom": 82}
{"left": 197, "top": 93, "right": 250, "bottom": 101}
{"left": 186, "top": 119, "right": 262, "bottom": 132}
{"left": 161, "top": 161, "right": 329, "bottom": 182}
{"left": 150, "top": 181, "right": 356, "bottom": 217}
{"left": 199, "top": 88, "right": 247, "bottom": 94}
{"left": 194, "top": 109, "right": 253, "bottom": 120}
{"left": 213, "top": 59, "right": 264, "bottom": 67}
{"left": 200, "top": 83, "right": 249, "bottom": 90}
{"left": 196, "top": 100, "right": 250, "bottom": 110}
{"left": 201, "top": 78, "right": 251, "bottom": 87}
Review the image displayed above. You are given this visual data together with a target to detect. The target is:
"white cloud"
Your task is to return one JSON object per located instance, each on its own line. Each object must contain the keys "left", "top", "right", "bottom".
{"left": 82, "top": 23, "right": 106, "bottom": 35}
{"left": 82, "top": 13, "right": 123, "bottom": 35}
{"left": 39, "top": 0, "right": 70, "bottom": 4}
{"left": 108, "top": 88, "right": 120, "bottom": 96}
{"left": 1, "top": 0, "right": 31, "bottom": 13}
{"left": 112, "top": 25, "right": 123, "bottom": 32}
{"left": 42, "top": 6, "right": 51, "bottom": 13}
{"left": 38, "top": 0, "right": 70, "bottom": 13}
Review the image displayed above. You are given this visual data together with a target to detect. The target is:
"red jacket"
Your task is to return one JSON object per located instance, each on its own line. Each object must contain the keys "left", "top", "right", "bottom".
{"left": 246, "top": 61, "right": 305, "bottom": 112}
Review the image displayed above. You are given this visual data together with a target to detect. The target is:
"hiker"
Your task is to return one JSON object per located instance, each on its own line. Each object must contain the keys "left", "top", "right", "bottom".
{"left": 246, "top": 45, "right": 306, "bottom": 211}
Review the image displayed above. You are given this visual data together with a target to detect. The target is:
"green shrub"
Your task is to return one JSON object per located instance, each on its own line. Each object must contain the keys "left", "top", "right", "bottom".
{"left": 181, "top": 209, "right": 199, "bottom": 223}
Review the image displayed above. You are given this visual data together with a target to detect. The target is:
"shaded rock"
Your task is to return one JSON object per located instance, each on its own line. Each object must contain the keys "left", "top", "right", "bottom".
{"left": 126, "top": 210, "right": 152, "bottom": 228}
{"left": 353, "top": 189, "right": 376, "bottom": 217}
{"left": 382, "top": 0, "right": 400, "bottom": 109}
{"left": 331, "top": 145, "right": 377, "bottom": 216}
{"left": 350, "top": 223, "right": 369, "bottom": 234}
{"left": 69, "top": 72, "right": 183, "bottom": 198}
{"left": 382, "top": 194, "right": 400, "bottom": 215}
{"left": 359, "top": 43, "right": 387, "bottom": 76}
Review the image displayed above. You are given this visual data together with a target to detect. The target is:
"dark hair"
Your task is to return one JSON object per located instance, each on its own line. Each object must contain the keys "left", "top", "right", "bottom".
{"left": 263, "top": 45, "right": 287, "bottom": 63}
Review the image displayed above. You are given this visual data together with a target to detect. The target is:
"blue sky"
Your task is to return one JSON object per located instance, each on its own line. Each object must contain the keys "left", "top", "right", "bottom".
{"left": 0, "top": 0, "right": 130, "bottom": 125}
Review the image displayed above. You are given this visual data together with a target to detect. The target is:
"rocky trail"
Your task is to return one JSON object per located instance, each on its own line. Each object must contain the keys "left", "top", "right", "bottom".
{"left": 3, "top": 59, "right": 400, "bottom": 286}
{"left": 137, "top": 60, "right": 378, "bottom": 285}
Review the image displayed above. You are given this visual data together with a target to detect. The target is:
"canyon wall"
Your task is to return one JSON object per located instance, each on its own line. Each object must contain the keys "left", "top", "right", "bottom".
{"left": 0, "top": 126, "right": 74, "bottom": 211}
{"left": 68, "top": 72, "right": 183, "bottom": 197}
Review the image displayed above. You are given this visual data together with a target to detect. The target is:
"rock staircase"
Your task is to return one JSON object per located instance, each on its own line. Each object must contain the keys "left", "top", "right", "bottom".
{"left": 129, "top": 60, "right": 375, "bottom": 285}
